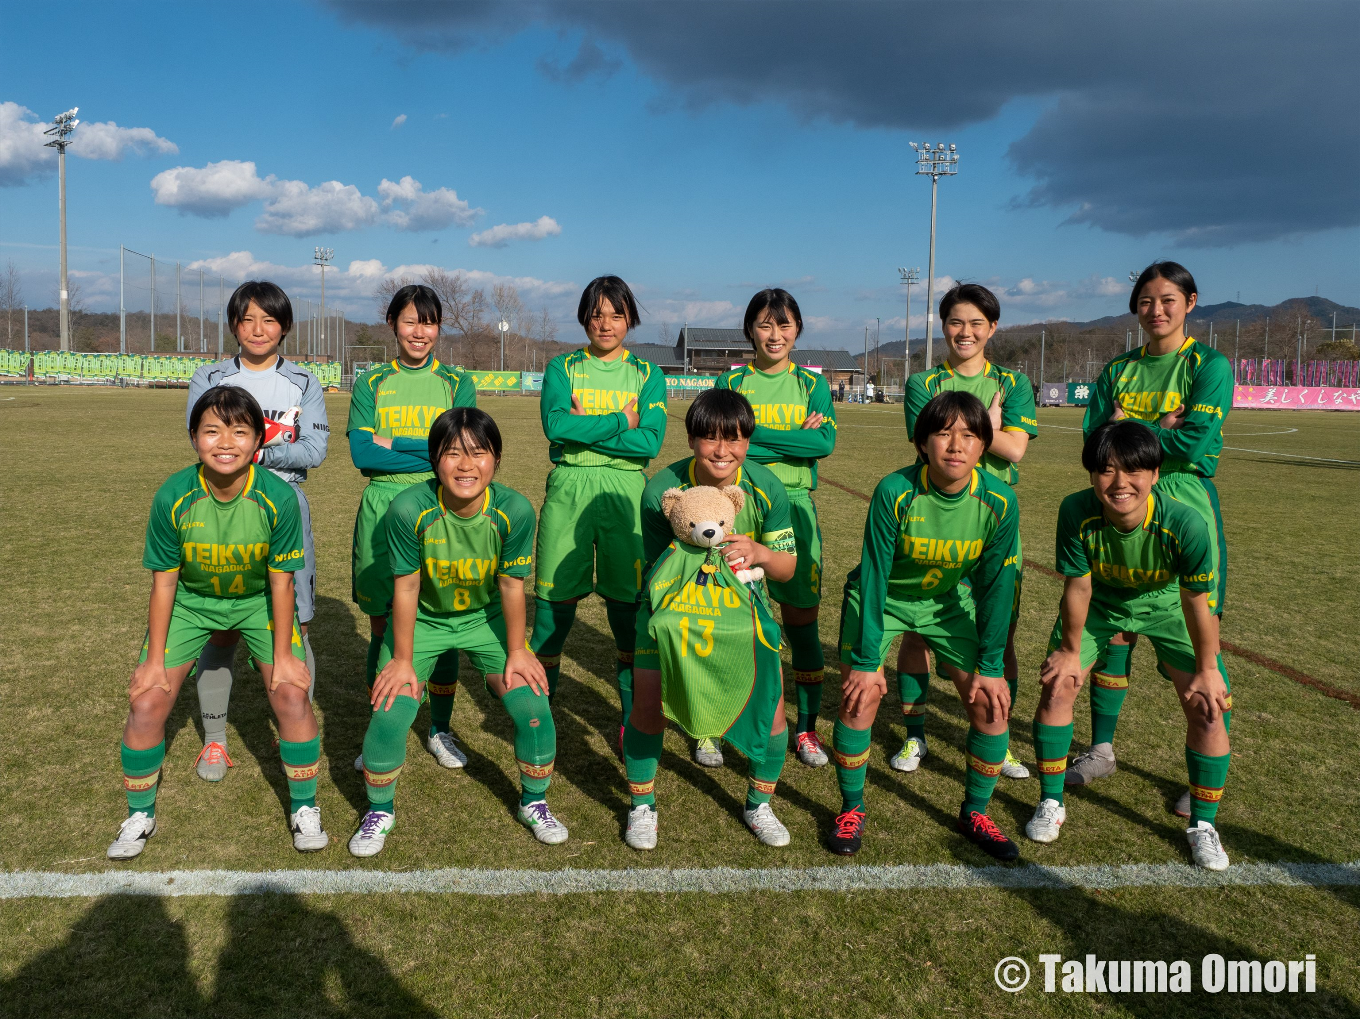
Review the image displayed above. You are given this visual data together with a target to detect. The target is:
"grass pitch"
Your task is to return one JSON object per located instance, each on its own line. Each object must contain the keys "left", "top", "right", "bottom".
{"left": 1, "top": 389, "right": 1357, "bottom": 1017}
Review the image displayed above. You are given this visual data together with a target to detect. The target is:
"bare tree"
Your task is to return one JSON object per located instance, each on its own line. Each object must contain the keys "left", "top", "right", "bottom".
{"left": 658, "top": 321, "right": 673, "bottom": 346}
{"left": 373, "top": 275, "right": 415, "bottom": 321}
{"left": 537, "top": 307, "right": 558, "bottom": 345}
{"left": 491, "top": 283, "right": 525, "bottom": 334}
{"left": 1, "top": 260, "right": 21, "bottom": 344}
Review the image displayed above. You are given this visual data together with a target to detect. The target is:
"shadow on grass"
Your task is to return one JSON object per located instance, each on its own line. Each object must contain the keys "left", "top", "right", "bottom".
{"left": 310, "top": 595, "right": 385, "bottom": 817}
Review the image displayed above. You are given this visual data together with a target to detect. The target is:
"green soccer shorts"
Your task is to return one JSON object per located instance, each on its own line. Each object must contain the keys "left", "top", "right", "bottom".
{"left": 142, "top": 590, "right": 305, "bottom": 670}
{"left": 838, "top": 579, "right": 978, "bottom": 675}
{"left": 1156, "top": 470, "right": 1226, "bottom": 616}
{"left": 1046, "top": 592, "right": 1198, "bottom": 678}
{"left": 534, "top": 465, "right": 646, "bottom": 603}
{"left": 765, "top": 486, "right": 823, "bottom": 609}
{"left": 377, "top": 600, "right": 509, "bottom": 688}
{"left": 352, "top": 479, "right": 413, "bottom": 617}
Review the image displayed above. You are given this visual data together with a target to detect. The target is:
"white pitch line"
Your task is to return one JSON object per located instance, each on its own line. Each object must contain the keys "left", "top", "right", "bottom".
{"left": 2, "top": 861, "right": 1357, "bottom": 900}
{"left": 1038, "top": 423, "right": 1359, "bottom": 465}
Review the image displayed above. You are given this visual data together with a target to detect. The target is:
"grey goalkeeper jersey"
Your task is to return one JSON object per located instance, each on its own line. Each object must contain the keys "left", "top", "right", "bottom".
{"left": 186, "top": 355, "right": 330, "bottom": 484}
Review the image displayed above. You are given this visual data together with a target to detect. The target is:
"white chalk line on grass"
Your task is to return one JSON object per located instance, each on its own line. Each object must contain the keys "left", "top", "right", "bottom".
{"left": 1037, "top": 423, "right": 1359, "bottom": 464}
{"left": 2, "top": 861, "right": 1357, "bottom": 900}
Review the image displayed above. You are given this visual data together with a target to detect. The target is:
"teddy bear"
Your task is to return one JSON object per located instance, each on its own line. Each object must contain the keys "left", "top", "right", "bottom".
{"left": 659, "top": 485, "right": 764, "bottom": 584}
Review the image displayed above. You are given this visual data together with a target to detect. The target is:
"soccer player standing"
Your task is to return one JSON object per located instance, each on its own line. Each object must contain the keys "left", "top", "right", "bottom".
{"left": 349, "top": 285, "right": 477, "bottom": 772}
{"left": 832, "top": 392, "right": 1021, "bottom": 860}
{"left": 184, "top": 281, "right": 329, "bottom": 783}
{"left": 1069, "top": 262, "right": 1231, "bottom": 812}
{"left": 529, "top": 276, "right": 667, "bottom": 747}
{"left": 715, "top": 289, "right": 837, "bottom": 769}
{"left": 108, "top": 387, "right": 326, "bottom": 859}
{"left": 1027, "top": 421, "right": 1232, "bottom": 870}
{"left": 898, "top": 284, "right": 1036, "bottom": 780}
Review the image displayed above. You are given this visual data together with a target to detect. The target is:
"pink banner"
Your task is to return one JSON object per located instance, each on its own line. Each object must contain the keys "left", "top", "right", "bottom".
{"left": 1233, "top": 386, "right": 1360, "bottom": 410}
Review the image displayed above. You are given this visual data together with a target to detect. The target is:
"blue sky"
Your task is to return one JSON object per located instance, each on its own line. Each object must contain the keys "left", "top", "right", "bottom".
{"left": 2, "top": 1, "right": 1356, "bottom": 351}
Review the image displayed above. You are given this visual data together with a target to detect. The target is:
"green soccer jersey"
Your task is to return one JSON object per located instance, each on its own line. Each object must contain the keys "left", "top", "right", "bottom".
{"left": 1082, "top": 338, "right": 1233, "bottom": 477}
{"left": 385, "top": 480, "right": 536, "bottom": 617}
{"left": 346, "top": 357, "right": 477, "bottom": 484}
{"left": 143, "top": 464, "right": 305, "bottom": 601}
{"left": 540, "top": 348, "right": 668, "bottom": 469}
{"left": 904, "top": 361, "right": 1038, "bottom": 485}
{"left": 849, "top": 464, "right": 1019, "bottom": 674}
{"left": 715, "top": 363, "right": 837, "bottom": 490}
{"left": 1055, "top": 488, "right": 1215, "bottom": 607}
{"left": 640, "top": 458, "right": 797, "bottom": 573}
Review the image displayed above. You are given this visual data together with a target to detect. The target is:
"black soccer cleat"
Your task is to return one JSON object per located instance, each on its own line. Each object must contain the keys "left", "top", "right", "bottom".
{"left": 957, "top": 807, "right": 1020, "bottom": 862}
{"left": 828, "top": 807, "right": 866, "bottom": 855}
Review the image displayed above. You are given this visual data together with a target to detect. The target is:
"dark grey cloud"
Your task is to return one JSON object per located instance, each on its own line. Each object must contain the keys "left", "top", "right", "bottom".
{"left": 329, "top": 0, "right": 1359, "bottom": 246}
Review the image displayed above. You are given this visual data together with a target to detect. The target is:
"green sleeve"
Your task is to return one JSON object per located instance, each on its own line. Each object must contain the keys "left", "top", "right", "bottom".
{"left": 1082, "top": 365, "right": 1117, "bottom": 438}
{"left": 1054, "top": 492, "right": 1092, "bottom": 578}
{"left": 754, "top": 471, "right": 796, "bottom": 553}
{"left": 346, "top": 369, "right": 378, "bottom": 434}
{"left": 142, "top": 482, "right": 184, "bottom": 573}
{"left": 1170, "top": 505, "right": 1215, "bottom": 593}
{"left": 1155, "top": 351, "right": 1232, "bottom": 466}
{"left": 850, "top": 473, "right": 908, "bottom": 670}
{"left": 496, "top": 490, "right": 537, "bottom": 578}
{"left": 640, "top": 474, "right": 678, "bottom": 574}
{"left": 384, "top": 492, "right": 425, "bottom": 577}
{"left": 450, "top": 368, "right": 479, "bottom": 408}
{"left": 967, "top": 490, "right": 1020, "bottom": 676}
{"left": 1000, "top": 373, "right": 1038, "bottom": 436}
{"left": 540, "top": 357, "right": 628, "bottom": 447}
{"left": 590, "top": 360, "right": 668, "bottom": 458}
{"left": 266, "top": 482, "right": 306, "bottom": 573}
{"left": 713, "top": 370, "right": 737, "bottom": 391}
{"left": 903, "top": 373, "right": 932, "bottom": 441}
{"left": 747, "top": 372, "right": 837, "bottom": 460}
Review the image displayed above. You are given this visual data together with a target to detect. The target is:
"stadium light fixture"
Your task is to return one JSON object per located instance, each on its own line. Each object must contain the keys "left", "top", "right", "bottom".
{"left": 44, "top": 108, "right": 79, "bottom": 352}
{"left": 910, "top": 141, "right": 959, "bottom": 369}
{"left": 314, "top": 247, "right": 334, "bottom": 359}
{"left": 898, "top": 267, "right": 921, "bottom": 366}
{"left": 1129, "top": 270, "right": 1143, "bottom": 347}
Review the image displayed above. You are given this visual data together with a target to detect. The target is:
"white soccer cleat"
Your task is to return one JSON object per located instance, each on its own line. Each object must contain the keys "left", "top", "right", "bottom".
{"left": 195, "top": 741, "right": 233, "bottom": 782}
{"left": 794, "top": 731, "right": 829, "bottom": 768}
{"left": 743, "top": 802, "right": 791, "bottom": 847}
{"left": 1001, "top": 749, "right": 1031, "bottom": 780}
{"left": 353, "top": 753, "right": 364, "bottom": 772}
{"left": 107, "top": 812, "right": 156, "bottom": 860}
{"left": 426, "top": 732, "right": 467, "bottom": 769}
{"left": 693, "top": 736, "right": 724, "bottom": 768}
{"left": 348, "top": 810, "right": 395, "bottom": 858}
{"left": 1186, "top": 820, "right": 1230, "bottom": 871}
{"left": 1025, "top": 798, "right": 1066, "bottom": 843}
{"left": 890, "top": 735, "right": 928, "bottom": 772}
{"left": 290, "top": 805, "right": 330, "bottom": 852}
{"left": 625, "top": 804, "right": 659, "bottom": 850}
{"left": 1173, "top": 789, "right": 1192, "bottom": 818}
{"left": 1064, "top": 742, "right": 1116, "bottom": 785}
{"left": 518, "top": 800, "right": 569, "bottom": 845}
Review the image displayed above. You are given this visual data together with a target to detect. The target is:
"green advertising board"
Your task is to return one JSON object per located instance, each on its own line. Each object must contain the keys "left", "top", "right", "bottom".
{"left": 665, "top": 375, "right": 716, "bottom": 391}
{"left": 470, "top": 370, "right": 522, "bottom": 391}
{"left": 1067, "top": 382, "right": 1093, "bottom": 406}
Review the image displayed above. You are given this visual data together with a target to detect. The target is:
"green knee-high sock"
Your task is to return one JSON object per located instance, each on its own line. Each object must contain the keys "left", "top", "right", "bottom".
{"left": 605, "top": 600, "right": 637, "bottom": 727}
{"left": 1186, "top": 746, "right": 1231, "bottom": 825}
{"left": 832, "top": 720, "right": 872, "bottom": 812}
{"left": 785, "top": 622, "right": 824, "bottom": 734}
{"left": 365, "top": 631, "right": 383, "bottom": 691}
{"left": 362, "top": 694, "right": 420, "bottom": 813}
{"left": 1090, "top": 641, "right": 1132, "bottom": 745}
{"left": 427, "top": 650, "right": 459, "bottom": 736}
{"left": 121, "top": 742, "right": 164, "bottom": 817}
{"left": 529, "top": 597, "right": 577, "bottom": 701}
{"left": 623, "top": 721, "right": 663, "bottom": 807}
{"left": 962, "top": 728, "right": 1010, "bottom": 815}
{"left": 747, "top": 727, "right": 789, "bottom": 810}
{"left": 279, "top": 735, "right": 321, "bottom": 812}
{"left": 1032, "top": 721, "right": 1074, "bottom": 804}
{"left": 502, "top": 686, "right": 556, "bottom": 805}
{"left": 898, "top": 672, "right": 929, "bottom": 739}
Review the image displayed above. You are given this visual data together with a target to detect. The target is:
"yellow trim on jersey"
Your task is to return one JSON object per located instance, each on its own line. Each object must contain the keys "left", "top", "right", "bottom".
{"left": 1142, "top": 495, "right": 1155, "bottom": 529}
{"left": 686, "top": 459, "right": 743, "bottom": 490}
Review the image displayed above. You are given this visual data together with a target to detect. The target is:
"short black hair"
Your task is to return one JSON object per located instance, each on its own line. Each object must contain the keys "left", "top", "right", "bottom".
{"left": 1129, "top": 261, "right": 1197, "bottom": 315}
{"left": 742, "top": 288, "right": 803, "bottom": 346}
{"left": 911, "top": 391, "right": 993, "bottom": 458}
{"left": 189, "top": 385, "right": 266, "bottom": 450}
{"left": 577, "top": 276, "right": 641, "bottom": 328}
{"left": 939, "top": 283, "right": 1000, "bottom": 325}
{"left": 227, "top": 281, "right": 294, "bottom": 337}
{"left": 387, "top": 284, "right": 442, "bottom": 328}
{"left": 428, "top": 407, "right": 502, "bottom": 466}
{"left": 1082, "top": 420, "right": 1164, "bottom": 474}
{"left": 686, "top": 387, "right": 755, "bottom": 441}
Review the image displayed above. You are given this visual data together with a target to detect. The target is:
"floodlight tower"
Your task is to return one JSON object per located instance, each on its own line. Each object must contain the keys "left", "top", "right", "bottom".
{"left": 1129, "top": 270, "right": 1144, "bottom": 347}
{"left": 498, "top": 318, "right": 510, "bottom": 372}
{"left": 898, "top": 266, "right": 921, "bottom": 367}
{"left": 45, "top": 108, "right": 79, "bottom": 351}
{"left": 314, "top": 247, "right": 334, "bottom": 359}
{"left": 910, "top": 142, "right": 958, "bottom": 370}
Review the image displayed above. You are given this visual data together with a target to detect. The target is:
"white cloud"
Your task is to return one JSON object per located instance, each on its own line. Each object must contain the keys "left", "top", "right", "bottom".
{"left": 0, "top": 102, "right": 175, "bottom": 186}
{"left": 150, "top": 159, "right": 276, "bottom": 217}
{"left": 379, "top": 175, "right": 481, "bottom": 231}
{"left": 255, "top": 179, "right": 382, "bottom": 236}
{"left": 391, "top": 114, "right": 407, "bottom": 129}
{"left": 991, "top": 274, "right": 1127, "bottom": 309}
{"left": 69, "top": 121, "right": 177, "bottom": 160}
{"left": 469, "top": 216, "right": 562, "bottom": 248}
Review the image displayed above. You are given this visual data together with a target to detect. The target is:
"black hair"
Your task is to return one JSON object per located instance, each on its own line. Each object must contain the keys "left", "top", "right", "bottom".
{"left": 577, "top": 275, "right": 641, "bottom": 328}
{"left": 939, "top": 283, "right": 1000, "bottom": 325}
{"left": 1082, "top": 420, "right": 1164, "bottom": 474}
{"left": 686, "top": 387, "right": 755, "bottom": 441}
{"left": 427, "top": 407, "right": 502, "bottom": 466}
{"left": 227, "top": 281, "right": 294, "bottom": 337}
{"left": 911, "top": 391, "right": 993, "bottom": 458}
{"left": 742, "top": 288, "right": 804, "bottom": 346}
{"left": 1129, "top": 261, "right": 1197, "bottom": 314}
{"left": 189, "top": 386, "right": 266, "bottom": 450}
{"left": 386, "top": 284, "right": 443, "bottom": 329}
